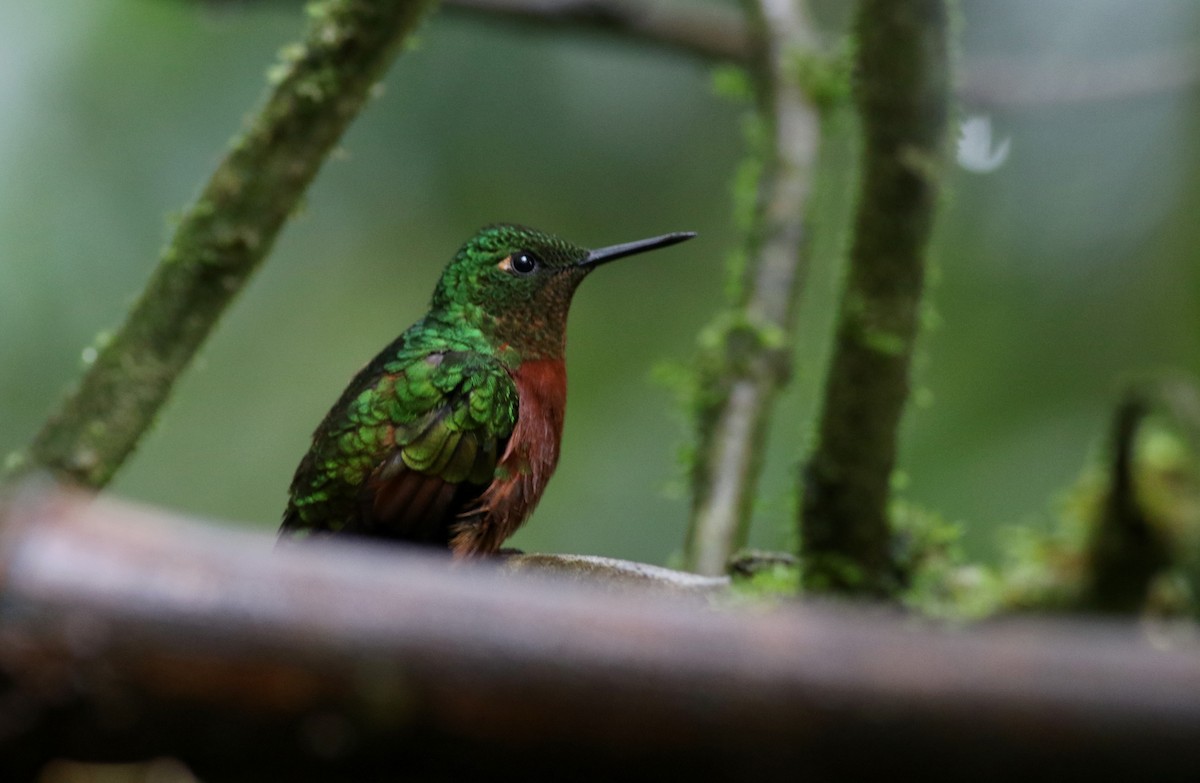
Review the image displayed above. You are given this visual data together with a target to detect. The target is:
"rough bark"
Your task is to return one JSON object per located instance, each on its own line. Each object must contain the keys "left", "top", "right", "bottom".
{"left": 801, "top": 0, "right": 951, "bottom": 596}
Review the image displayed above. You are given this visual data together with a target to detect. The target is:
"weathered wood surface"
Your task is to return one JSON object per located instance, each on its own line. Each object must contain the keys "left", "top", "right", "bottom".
{"left": 1, "top": 483, "right": 1199, "bottom": 781}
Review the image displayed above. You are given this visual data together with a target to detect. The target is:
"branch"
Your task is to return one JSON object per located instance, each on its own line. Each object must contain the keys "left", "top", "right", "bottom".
{"left": 1076, "top": 379, "right": 1200, "bottom": 615}
{"left": 683, "top": 0, "right": 822, "bottom": 576}
{"left": 443, "top": 0, "right": 749, "bottom": 62}
{"left": 960, "top": 48, "right": 1200, "bottom": 108}
{"left": 443, "top": 0, "right": 1198, "bottom": 107}
{"left": 7, "top": 0, "right": 433, "bottom": 488}
{"left": 502, "top": 551, "right": 729, "bottom": 596}
{"left": 801, "top": 0, "right": 952, "bottom": 595}
{"left": 4, "top": 483, "right": 1200, "bottom": 780}
{"left": 1080, "top": 395, "right": 1169, "bottom": 613}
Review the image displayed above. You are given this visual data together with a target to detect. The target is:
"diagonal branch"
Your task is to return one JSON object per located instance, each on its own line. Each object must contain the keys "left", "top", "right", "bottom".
{"left": 443, "top": 0, "right": 750, "bottom": 62}
{"left": 7, "top": 0, "right": 434, "bottom": 489}
{"left": 801, "top": 0, "right": 952, "bottom": 596}
{"left": 683, "top": 0, "right": 823, "bottom": 575}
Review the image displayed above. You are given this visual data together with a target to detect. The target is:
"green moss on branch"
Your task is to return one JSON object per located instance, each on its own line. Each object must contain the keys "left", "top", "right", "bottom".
{"left": 11, "top": 0, "right": 433, "bottom": 488}
{"left": 1079, "top": 396, "right": 1170, "bottom": 613}
{"left": 683, "top": 0, "right": 824, "bottom": 576}
{"left": 801, "top": 0, "right": 951, "bottom": 596}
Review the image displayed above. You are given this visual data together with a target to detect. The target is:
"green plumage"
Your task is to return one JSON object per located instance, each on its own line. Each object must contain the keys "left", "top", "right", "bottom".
{"left": 284, "top": 320, "right": 518, "bottom": 538}
{"left": 281, "top": 223, "right": 694, "bottom": 554}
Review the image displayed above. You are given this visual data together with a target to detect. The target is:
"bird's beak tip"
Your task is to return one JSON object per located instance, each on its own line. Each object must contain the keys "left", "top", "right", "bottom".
{"left": 581, "top": 231, "right": 697, "bottom": 267}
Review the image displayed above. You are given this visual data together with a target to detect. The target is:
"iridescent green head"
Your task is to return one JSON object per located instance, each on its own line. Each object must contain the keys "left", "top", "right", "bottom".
{"left": 430, "top": 224, "right": 694, "bottom": 360}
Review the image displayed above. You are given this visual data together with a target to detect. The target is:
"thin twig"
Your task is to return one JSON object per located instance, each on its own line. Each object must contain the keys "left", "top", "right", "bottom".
{"left": 682, "top": 0, "right": 822, "bottom": 576}
{"left": 442, "top": 0, "right": 1199, "bottom": 107}
{"left": 961, "top": 48, "right": 1200, "bottom": 107}
{"left": 4, "top": 483, "right": 1200, "bottom": 780}
{"left": 7, "top": 0, "right": 433, "bottom": 488}
{"left": 444, "top": 0, "right": 750, "bottom": 62}
{"left": 800, "top": 0, "right": 951, "bottom": 596}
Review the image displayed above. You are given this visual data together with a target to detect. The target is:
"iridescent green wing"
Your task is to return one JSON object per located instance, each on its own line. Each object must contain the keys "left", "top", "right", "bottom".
{"left": 283, "top": 344, "right": 518, "bottom": 543}
{"left": 363, "top": 349, "right": 519, "bottom": 541}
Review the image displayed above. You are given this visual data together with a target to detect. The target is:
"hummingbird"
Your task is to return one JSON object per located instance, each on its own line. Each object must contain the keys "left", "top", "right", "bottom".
{"left": 281, "top": 224, "right": 694, "bottom": 557}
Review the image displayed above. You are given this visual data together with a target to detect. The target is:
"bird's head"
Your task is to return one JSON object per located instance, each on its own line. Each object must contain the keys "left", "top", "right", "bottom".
{"left": 431, "top": 224, "right": 694, "bottom": 360}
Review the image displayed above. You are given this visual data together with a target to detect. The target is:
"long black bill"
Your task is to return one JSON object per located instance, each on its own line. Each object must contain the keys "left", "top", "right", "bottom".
{"left": 579, "top": 231, "right": 696, "bottom": 268}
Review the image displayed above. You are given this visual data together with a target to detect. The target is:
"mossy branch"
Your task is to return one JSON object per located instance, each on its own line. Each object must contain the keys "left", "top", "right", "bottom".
{"left": 683, "top": 0, "right": 825, "bottom": 576}
{"left": 6, "top": 0, "right": 433, "bottom": 489}
{"left": 1079, "top": 395, "right": 1169, "bottom": 613}
{"left": 1074, "top": 380, "right": 1200, "bottom": 615}
{"left": 800, "top": 0, "right": 951, "bottom": 596}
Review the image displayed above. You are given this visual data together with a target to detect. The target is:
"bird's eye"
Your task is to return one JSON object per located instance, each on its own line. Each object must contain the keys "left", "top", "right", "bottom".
{"left": 511, "top": 251, "right": 539, "bottom": 275}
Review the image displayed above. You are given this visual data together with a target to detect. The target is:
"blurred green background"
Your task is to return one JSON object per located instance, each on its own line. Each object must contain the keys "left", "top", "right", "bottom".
{"left": 2, "top": 0, "right": 1198, "bottom": 565}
